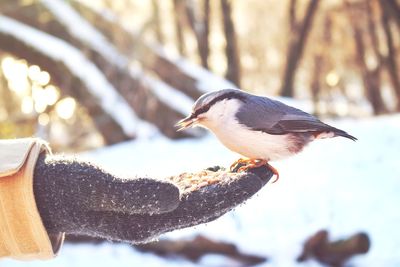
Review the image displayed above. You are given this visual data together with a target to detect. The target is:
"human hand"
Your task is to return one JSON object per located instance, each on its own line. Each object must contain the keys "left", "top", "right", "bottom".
{"left": 33, "top": 154, "right": 273, "bottom": 243}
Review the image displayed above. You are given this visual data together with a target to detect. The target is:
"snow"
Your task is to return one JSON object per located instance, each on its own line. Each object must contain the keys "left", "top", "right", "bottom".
{"left": 40, "top": 0, "right": 128, "bottom": 67}
{"left": 153, "top": 46, "right": 238, "bottom": 93}
{"left": 41, "top": 0, "right": 193, "bottom": 116}
{"left": 0, "top": 15, "right": 157, "bottom": 138}
{"left": 176, "top": 58, "right": 238, "bottom": 93}
{"left": 4, "top": 114, "right": 399, "bottom": 266}
{"left": 130, "top": 64, "right": 194, "bottom": 115}
{"left": 139, "top": 74, "right": 193, "bottom": 115}
{"left": 1, "top": 243, "right": 197, "bottom": 267}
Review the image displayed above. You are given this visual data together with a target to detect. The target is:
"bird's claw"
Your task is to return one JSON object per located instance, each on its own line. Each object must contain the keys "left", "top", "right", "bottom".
{"left": 266, "top": 163, "right": 280, "bottom": 183}
{"left": 231, "top": 158, "right": 280, "bottom": 183}
{"left": 229, "top": 158, "right": 248, "bottom": 171}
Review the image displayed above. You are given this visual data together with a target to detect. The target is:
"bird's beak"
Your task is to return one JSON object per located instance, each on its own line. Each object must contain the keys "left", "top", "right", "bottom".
{"left": 175, "top": 115, "right": 199, "bottom": 131}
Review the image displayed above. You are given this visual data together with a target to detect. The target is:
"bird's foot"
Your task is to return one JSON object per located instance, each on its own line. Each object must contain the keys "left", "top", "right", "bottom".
{"left": 229, "top": 158, "right": 249, "bottom": 171}
{"left": 236, "top": 159, "right": 267, "bottom": 172}
{"left": 232, "top": 159, "right": 280, "bottom": 183}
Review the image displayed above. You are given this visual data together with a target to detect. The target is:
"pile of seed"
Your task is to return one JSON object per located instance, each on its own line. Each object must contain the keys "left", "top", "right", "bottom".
{"left": 169, "top": 170, "right": 233, "bottom": 193}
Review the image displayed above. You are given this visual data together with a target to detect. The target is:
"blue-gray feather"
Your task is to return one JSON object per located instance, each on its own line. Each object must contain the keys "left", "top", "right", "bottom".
{"left": 234, "top": 91, "right": 357, "bottom": 141}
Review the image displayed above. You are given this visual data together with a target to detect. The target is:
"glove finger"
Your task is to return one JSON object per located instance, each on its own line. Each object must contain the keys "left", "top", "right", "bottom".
{"left": 76, "top": 171, "right": 270, "bottom": 243}
{"left": 87, "top": 178, "right": 180, "bottom": 214}
{"left": 150, "top": 169, "right": 273, "bottom": 240}
{"left": 161, "top": 171, "right": 268, "bottom": 229}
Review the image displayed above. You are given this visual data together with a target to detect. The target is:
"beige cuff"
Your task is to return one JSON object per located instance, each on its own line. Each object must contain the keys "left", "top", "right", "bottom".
{"left": 0, "top": 138, "right": 64, "bottom": 260}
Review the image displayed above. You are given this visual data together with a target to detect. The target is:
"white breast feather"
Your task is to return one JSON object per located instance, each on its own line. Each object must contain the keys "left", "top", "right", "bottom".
{"left": 199, "top": 99, "right": 295, "bottom": 161}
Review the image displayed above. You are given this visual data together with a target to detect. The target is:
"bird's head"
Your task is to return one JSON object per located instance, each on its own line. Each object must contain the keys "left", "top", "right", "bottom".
{"left": 176, "top": 89, "right": 246, "bottom": 131}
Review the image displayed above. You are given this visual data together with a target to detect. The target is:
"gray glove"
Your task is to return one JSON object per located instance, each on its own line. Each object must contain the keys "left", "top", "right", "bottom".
{"left": 33, "top": 154, "right": 272, "bottom": 243}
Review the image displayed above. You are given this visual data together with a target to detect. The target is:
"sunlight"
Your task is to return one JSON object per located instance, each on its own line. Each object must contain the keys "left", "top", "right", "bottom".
{"left": 1, "top": 57, "right": 30, "bottom": 95}
{"left": 32, "top": 85, "right": 48, "bottom": 113}
{"left": 38, "top": 113, "right": 50, "bottom": 126}
{"left": 34, "top": 99, "right": 47, "bottom": 113}
{"left": 55, "top": 97, "right": 76, "bottom": 120}
{"left": 37, "top": 71, "right": 51, "bottom": 86}
{"left": 15, "top": 60, "right": 28, "bottom": 77}
{"left": 325, "top": 71, "right": 339, "bottom": 87}
{"left": 28, "top": 65, "right": 41, "bottom": 82}
{"left": 1, "top": 56, "right": 15, "bottom": 79}
{"left": 8, "top": 79, "right": 30, "bottom": 95}
{"left": 21, "top": 96, "right": 34, "bottom": 114}
{"left": 44, "top": 85, "right": 60, "bottom": 105}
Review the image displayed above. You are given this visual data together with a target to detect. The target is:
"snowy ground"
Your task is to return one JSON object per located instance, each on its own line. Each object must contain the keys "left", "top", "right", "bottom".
{"left": 3, "top": 115, "right": 400, "bottom": 267}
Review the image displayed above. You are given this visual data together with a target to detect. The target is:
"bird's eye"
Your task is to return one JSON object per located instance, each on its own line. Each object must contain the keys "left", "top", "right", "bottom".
{"left": 192, "top": 102, "right": 212, "bottom": 117}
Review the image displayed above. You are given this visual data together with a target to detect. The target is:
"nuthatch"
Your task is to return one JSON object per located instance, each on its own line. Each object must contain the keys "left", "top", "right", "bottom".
{"left": 176, "top": 89, "right": 356, "bottom": 182}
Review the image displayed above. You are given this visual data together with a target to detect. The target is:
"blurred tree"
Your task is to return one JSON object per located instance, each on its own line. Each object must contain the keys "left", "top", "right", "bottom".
{"left": 151, "top": 0, "right": 164, "bottom": 44}
{"left": 380, "top": 0, "right": 400, "bottom": 110}
{"left": 1, "top": 0, "right": 233, "bottom": 145}
{"left": 173, "top": 0, "right": 187, "bottom": 56}
{"left": 69, "top": 0, "right": 206, "bottom": 100}
{"left": 310, "top": 13, "right": 332, "bottom": 116}
{"left": 346, "top": 0, "right": 387, "bottom": 115}
{"left": 1, "top": 0, "right": 196, "bottom": 139}
{"left": 383, "top": 0, "right": 400, "bottom": 29}
{"left": 0, "top": 32, "right": 129, "bottom": 144}
{"left": 293, "top": 0, "right": 399, "bottom": 115}
{"left": 184, "top": 0, "right": 211, "bottom": 69}
{"left": 280, "top": 0, "right": 320, "bottom": 97}
{"left": 221, "top": 0, "right": 241, "bottom": 87}
{"left": 365, "top": 1, "right": 387, "bottom": 114}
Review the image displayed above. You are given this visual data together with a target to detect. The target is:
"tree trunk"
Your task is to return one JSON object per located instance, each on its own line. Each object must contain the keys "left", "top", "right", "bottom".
{"left": 173, "top": 0, "right": 186, "bottom": 56}
{"left": 310, "top": 54, "right": 323, "bottom": 117}
{"left": 0, "top": 31, "right": 130, "bottom": 145}
{"left": 310, "top": 13, "right": 333, "bottom": 117}
{"left": 384, "top": 0, "right": 400, "bottom": 29}
{"left": 280, "top": 0, "right": 319, "bottom": 97}
{"left": 151, "top": 0, "right": 164, "bottom": 44}
{"left": 366, "top": 1, "right": 387, "bottom": 114}
{"left": 184, "top": 0, "right": 210, "bottom": 69}
{"left": 200, "top": 0, "right": 210, "bottom": 69}
{"left": 347, "top": 2, "right": 387, "bottom": 115}
{"left": 289, "top": 0, "right": 297, "bottom": 31}
{"left": 221, "top": 0, "right": 241, "bottom": 87}
{"left": 380, "top": 0, "right": 400, "bottom": 110}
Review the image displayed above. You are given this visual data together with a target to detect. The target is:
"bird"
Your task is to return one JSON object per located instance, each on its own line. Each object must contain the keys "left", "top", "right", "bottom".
{"left": 176, "top": 89, "right": 356, "bottom": 182}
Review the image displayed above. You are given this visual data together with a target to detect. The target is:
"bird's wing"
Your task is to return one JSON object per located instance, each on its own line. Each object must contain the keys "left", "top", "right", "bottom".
{"left": 235, "top": 96, "right": 339, "bottom": 135}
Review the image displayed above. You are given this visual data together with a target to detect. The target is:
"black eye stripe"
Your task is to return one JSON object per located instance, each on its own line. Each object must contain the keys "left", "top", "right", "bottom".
{"left": 194, "top": 104, "right": 212, "bottom": 116}
{"left": 193, "top": 91, "right": 245, "bottom": 117}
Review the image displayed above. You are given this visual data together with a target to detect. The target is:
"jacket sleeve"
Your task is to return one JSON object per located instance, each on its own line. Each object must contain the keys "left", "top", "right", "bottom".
{"left": 0, "top": 138, "right": 64, "bottom": 260}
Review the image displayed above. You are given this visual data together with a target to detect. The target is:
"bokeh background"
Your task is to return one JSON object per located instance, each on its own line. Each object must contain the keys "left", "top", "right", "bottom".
{"left": 1, "top": 0, "right": 400, "bottom": 266}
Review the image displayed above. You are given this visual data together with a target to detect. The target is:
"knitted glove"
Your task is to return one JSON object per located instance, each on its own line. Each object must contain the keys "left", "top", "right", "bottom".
{"left": 33, "top": 154, "right": 272, "bottom": 243}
